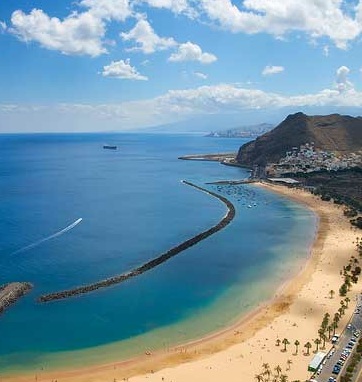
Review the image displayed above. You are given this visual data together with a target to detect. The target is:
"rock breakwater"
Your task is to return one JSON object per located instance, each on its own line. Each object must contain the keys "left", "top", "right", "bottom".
{"left": 38, "top": 181, "right": 236, "bottom": 303}
{"left": 0, "top": 282, "right": 33, "bottom": 315}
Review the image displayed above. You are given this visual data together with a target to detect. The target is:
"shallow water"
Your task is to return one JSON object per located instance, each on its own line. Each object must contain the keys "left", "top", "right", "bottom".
{"left": 0, "top": 133, "right": 316, "bottom": 372}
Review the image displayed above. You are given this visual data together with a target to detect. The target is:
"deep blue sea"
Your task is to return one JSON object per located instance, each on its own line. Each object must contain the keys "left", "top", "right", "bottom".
{"left": 0, "top": 133, "right": 317, "bottom": 373}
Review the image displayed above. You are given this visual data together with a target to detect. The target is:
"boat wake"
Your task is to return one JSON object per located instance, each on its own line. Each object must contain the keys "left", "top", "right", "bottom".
{"left": 11, "top": 218, "right": 83, "bottom": 255}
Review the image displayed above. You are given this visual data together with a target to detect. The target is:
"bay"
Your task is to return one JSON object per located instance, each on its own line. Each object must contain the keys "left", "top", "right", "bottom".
{"left": 0, "top": 133, "right": 316, "bottom": 372}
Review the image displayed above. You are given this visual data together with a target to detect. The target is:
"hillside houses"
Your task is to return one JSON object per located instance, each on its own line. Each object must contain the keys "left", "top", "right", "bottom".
{"left": 267, "top": 143, "right": 362, "bottom": 176}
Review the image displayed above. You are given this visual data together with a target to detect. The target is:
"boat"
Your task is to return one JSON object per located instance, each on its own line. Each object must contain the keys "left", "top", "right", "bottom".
{"left": 103, "top": 145, "right": 117, "bottom": 150}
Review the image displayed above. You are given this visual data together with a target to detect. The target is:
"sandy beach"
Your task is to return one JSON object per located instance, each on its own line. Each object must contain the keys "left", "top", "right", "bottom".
{"left": 3, "top": 182, "right": 361, "bottom": 382}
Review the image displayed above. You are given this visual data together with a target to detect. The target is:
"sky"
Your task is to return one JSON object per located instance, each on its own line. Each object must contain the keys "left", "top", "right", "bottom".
{"left": 1, "top": 0, "right": 362, "bottom": 133}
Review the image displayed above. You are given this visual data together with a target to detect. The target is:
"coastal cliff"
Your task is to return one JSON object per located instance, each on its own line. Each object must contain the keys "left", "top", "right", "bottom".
{"left": 236, "top": 112, "right": 362, "bottom": 166}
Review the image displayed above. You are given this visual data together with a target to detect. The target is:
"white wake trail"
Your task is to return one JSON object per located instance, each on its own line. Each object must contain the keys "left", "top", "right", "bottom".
{"left": 11, "top": 218, "right": 83, "bottom": 255}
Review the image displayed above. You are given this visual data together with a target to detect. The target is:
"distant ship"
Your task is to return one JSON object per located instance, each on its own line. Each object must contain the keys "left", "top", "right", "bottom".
{"left": 103, "top": 145, "right": 117, "bottom": 150}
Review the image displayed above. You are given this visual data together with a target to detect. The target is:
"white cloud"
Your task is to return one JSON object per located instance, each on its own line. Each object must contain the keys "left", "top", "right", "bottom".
{"left": 323, "top": 45, "right": 329, "bottom": 57}
{"left": 262, "top": 65, "right": 284, "bottom": 76}
{"left": 10, "top": 9, "right": 106, "bottom": 56}
{"left": 3, "top": 66, "right": 362, "bottom": 132}
{"left": 0, "top": 21, "right": 6, "bottom": 33}
{"left": 121, "top": 18, "right": 177, "bottom": 53}
{"left": 80, "top": 0, "right": 132, "bottom": 21}
{"left": 139, "top": 0, "right": 191, "bottom": 14}
{"left": 9, "top": 0, "right": 132, "bottom": 56}
{"left": 120, "top": 18, "right": 216, "bottom": 65}
{"left": 194, "top": 71, "right": 208, "bottom": 80}
{"left": 336, "top": 65, "right": 353, "bottom": 93}
{"left": 102, "top": 59, "right": 148, "bottom": 80}
{"left": 169, "top": 42, "right": 217, "bottom": 64}
{"left": 196, "top": 0, "right": 362, "bottom": 49}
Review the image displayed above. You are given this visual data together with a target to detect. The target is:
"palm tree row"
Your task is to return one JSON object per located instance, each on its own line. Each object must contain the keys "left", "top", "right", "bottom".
{"left": 255, "top": 362, "right": 301, "bottom": 382}
{"left": 256, "top": 239, "right": 361, "bottom": 382}
{"left": 339, "top": 251, "right": 361, "bottom": 296}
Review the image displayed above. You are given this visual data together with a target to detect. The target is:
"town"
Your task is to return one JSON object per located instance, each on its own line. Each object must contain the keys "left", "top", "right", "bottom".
{"left": 267, "top": 143, "right": 362, "bottom": 176}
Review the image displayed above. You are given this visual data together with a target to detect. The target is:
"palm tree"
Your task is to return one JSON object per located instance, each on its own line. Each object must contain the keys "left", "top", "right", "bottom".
{"left": 318, "top": 328, "right": 325, "bottom": 340}
{"left": 320, "top": 333, "right": 327, "bottom": 349}
{"left": 280, "top": 374, "right": 288, "bottom": 382}
{"left": 304, "top": 342, "right": 312, "bottom": 355}
{"left": 322, "top": 312, "right": 330, "bottom": 328}
{"left": 329, "top": 289, "right": 335, "bottom": 299}
{"left": 327, "top": 324, "right": 333, "bottom": 339}
{"left": 255, "top": 374, "right": 264, "bottom": 382}
{"left": 282, "top": 338, "right": 290, "bottom": 352}
{"left": 276, "top": 338, "right": 281, "bottom": 347}
{"left": 262, "top": 363, "right": 271, "bottom": 380}
{"left": 338, "top": 307, "right": 345, "bottom": 317}
{"left": 334, "top": 312, "right": 340, "bottom": 325}
{"left": 294, "top": 340, "right": 300, "bottom": 354}
{"left": 262, "top": 363, "right": 270, "bottom": 373}
{"left": 345, "top": 297, "right": 350, "bottom": 307}
{"left": 332, "top": 321, "right": 338, "bottom": 336}
{"left": 274, "top": 365, "right": 282, "bottom": 376}
{"left": 263, "top": 368, "right": 271, "bottom": 381}
{"left": 286, "top": 359, "right": 292, "bottom": 371}
{"left": 314, "top": 338, "right": 321, "bottom": 353}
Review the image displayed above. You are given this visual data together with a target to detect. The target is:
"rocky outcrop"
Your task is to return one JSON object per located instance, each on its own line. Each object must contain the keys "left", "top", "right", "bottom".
{"left": 38, "top": 181, "right": 235, "bottom": 303}
{"left": 236, "top": 112, "right": 362, "bottom": 166}
{"left": 0, "top": 282, "right": 33, "bottom": 314}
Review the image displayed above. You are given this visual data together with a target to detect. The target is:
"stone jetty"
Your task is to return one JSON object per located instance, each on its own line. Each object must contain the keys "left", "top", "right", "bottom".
{"left": 38, "top": 181, "right": 236, "bottom": 303}
{"left": 0, "top": 282, "right": 33, "bottom": 314}
{"left": 206, "top": 179, "right": 256, "bottom": 185}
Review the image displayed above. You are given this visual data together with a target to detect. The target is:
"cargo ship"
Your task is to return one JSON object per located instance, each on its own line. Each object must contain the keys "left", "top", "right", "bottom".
{"left": 103, "top": 145, "right": 117, "bottom": 150}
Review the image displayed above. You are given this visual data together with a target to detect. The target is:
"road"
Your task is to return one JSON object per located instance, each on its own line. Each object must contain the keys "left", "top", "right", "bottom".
{"left": 316, "top": 294, "right": 362, "bottom": 381}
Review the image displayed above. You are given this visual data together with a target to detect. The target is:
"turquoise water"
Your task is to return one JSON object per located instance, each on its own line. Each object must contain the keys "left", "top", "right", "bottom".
{"left": 0, "top": 133, "right": 316, "bottom": 373}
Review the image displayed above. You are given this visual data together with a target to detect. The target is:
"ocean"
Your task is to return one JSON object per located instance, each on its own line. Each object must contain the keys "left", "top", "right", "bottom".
{"left": 0, "top": 133, "right": 317, "bottom": 373}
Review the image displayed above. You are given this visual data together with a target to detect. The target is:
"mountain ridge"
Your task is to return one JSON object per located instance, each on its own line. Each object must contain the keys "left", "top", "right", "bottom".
{"left": 236, "top": 112, "right": 362, "bottom": 166}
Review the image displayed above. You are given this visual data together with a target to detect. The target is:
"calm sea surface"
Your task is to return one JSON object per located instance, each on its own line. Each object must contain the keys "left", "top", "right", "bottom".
{"left": 0, "top": 133, "right": 316, "bottom": 373}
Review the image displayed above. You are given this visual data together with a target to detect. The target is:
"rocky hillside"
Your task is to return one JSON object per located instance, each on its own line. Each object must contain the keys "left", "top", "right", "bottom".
{"left": 236, "top": 112, "right": 362, "bottom": 166}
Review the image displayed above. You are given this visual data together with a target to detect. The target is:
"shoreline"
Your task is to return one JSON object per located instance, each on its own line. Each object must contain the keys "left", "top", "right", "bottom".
{"left": 3, "top": 182, "right": 360, "bottom": 382}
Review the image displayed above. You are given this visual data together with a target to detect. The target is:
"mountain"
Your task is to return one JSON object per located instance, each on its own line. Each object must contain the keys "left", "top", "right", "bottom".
{"left": 135, "top": 113, "right": 281, "bottom": 134}
{"left": 206, "top": 123, "right": 274, "bottom": 138}
{"left": 236, "top": 112, "right": 362, "bottom": 166}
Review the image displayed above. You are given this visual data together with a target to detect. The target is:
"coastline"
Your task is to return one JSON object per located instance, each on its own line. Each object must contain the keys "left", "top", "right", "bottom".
{"left": 3, "top": 182, "right": 360, "bottom": 382}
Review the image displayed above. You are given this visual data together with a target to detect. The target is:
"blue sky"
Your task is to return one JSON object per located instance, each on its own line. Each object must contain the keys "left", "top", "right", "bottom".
{"left": 1, "top": 0, "right": 362, "bottom": 132}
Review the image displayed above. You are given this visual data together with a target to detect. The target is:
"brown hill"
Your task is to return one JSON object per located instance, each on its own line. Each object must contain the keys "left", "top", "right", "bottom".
{"left": 236, "top": 112, "right": 362, "bottom": 166}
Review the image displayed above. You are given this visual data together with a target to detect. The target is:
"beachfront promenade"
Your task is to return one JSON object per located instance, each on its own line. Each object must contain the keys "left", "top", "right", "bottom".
{"left": 0, "top": 282, "right": 32, "bottom": 314}
{"left": 38, "top": 181, "right": 235, "bottom": 303}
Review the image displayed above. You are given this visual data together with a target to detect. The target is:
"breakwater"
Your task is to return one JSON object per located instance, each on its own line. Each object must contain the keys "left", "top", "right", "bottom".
{"left": 38, "top": 181, "right": 236, "bottom": 303}
{"left": 0, "top": 282, "right": 33, "bottom": 314}
{"left": 206, "top": 179, "right": 255, "bottom": 185}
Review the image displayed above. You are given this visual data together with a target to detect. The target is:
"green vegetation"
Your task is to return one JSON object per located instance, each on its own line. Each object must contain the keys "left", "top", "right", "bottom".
{"left": 282, "top": 338, "right": 290, "bottom": 352}
{"left": 255, "top": 362, "right": 303, "bottom": 382}
{"left": 294, "top": 168, "right": 362, "bottom": 215}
